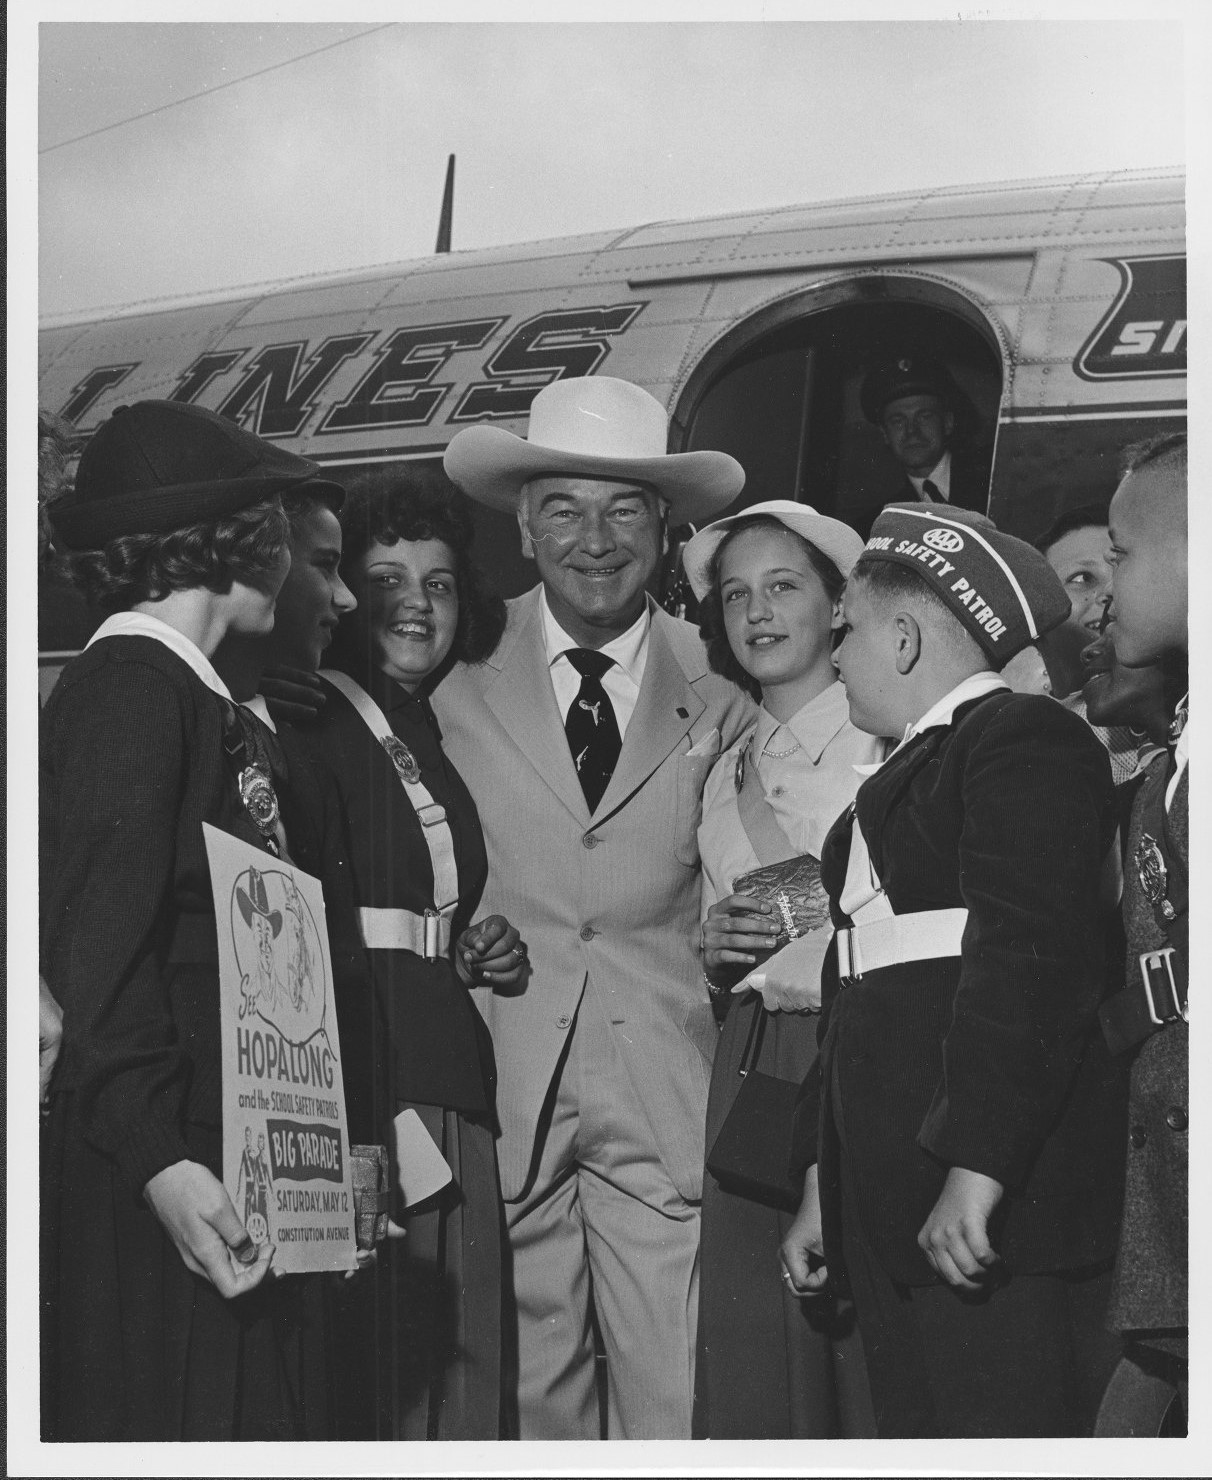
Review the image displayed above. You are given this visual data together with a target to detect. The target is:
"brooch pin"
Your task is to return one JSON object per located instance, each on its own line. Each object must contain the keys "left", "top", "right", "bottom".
{"left": 1135, "top": 832, "right": 1175, "bottom": 920}
{"left": 380, "top": 734, "right": 421, "bottom": 785}
{"left": 238, "top": 764, "right": 281, "bottom": 851}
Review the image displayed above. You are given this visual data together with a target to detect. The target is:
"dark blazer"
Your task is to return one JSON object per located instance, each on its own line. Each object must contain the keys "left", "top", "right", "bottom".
{"left": 1107, "top": 758, "right": 1188, "bottom": 1339}
{"left": 854, "top": 442, "right": 994, "bottom": 541}
{"left": 306, "top": 662, "right": 496, "bottom": 1120}
{"left": 40, "top": 637, "right": 281, "bottom": 1193}
{"left": 798, "top": 690, "right": 1127, "bottom": 1287}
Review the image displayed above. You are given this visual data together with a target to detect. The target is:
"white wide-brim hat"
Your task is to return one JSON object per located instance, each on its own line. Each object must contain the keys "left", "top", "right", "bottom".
{"left": 442, "top": 375, "right": 744, "bottom": 526}
{"left": 682, "top": 499, "right": 866, "bottom": 601}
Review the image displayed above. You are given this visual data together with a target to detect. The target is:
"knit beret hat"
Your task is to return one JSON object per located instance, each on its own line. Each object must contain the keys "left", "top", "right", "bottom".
{"left": 49, "top": 401, "right": 345, "bottom": 550}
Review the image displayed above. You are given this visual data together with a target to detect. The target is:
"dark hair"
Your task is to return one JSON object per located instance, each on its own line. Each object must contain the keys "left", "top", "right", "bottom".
{"left": 698, "top": 515, "right": 846, "bottom": 701}
{"left": 65, "top": 497, "right": 290, "bottom": 613}
{"left": 1035, "top": 501, "right": 1110, "bottom": 556}
{"left": 281, "top": 483, "right": 343, "bottom": 534}
{"left": 1121, "top": 431, "right": 1187, "bottom": 479}
{"left": 336, "top": 477, "right": 506, "bottom": 670}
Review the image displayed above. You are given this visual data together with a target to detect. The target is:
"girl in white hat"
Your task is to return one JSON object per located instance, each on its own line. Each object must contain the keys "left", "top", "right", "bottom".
{"left": 683, "top": 500, "right": 882, "bottom": 1439}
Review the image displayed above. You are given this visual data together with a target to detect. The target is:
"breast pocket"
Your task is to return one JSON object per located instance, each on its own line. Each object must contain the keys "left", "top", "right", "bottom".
{"left": 672, "top": 732, "right": 719, "bottom": 867}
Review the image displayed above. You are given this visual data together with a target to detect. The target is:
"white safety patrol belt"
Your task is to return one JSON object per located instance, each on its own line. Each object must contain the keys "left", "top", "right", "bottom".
{"left": 835, "top": 807, "right": 967, "bottom": 981}
{"left": 319, "top": 669, "right": 459, "bottom": 961}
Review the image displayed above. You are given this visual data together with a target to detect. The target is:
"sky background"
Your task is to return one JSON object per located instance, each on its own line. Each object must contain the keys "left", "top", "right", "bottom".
{"left": 35, "top": 13, "right": 1190, "bottom": 319}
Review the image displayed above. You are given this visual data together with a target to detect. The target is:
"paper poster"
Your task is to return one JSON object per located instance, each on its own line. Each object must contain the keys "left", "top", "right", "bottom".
{"left": 203, "top": 823, "right": 357, "bottom": 1274}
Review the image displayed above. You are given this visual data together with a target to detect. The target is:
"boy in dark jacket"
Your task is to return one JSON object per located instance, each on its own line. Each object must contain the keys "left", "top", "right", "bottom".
{"left": 1096, "top": 434, "right": 1188, "bottom": 1433}
{"left": 781, "top": 504, "right": 1126, "bottom": 1437}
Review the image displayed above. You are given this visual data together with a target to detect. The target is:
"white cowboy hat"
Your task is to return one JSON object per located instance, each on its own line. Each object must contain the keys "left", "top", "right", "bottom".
{"left": 681, "top": 499, "right": 866, "bottom": 601}
{"left": 442, "top": 376, "right": 744, "bottom": 525}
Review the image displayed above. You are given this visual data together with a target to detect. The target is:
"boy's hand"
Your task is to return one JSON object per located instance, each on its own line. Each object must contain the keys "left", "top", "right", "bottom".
{"left": 779, "top": 1165, "right": 829, "bottom": 1297}
{"left": 456, "top": 915, "right": 527, "bottom": 989}
{"left": 917, "top": 1165, "right": 1004, "bottom": 1291}
{"left": 261, "top": 665, "right": 328, "bottom": 724}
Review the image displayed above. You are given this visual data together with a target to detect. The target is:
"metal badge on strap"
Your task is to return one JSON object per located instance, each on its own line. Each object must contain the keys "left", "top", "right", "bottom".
{"left": 319, "top": 670, "right": 459, "bottom": 960}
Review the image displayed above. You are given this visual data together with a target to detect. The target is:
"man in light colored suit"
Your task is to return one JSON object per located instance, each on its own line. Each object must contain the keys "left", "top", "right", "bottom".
{"left": 437, "top": 377, "right": 752, "bottom": 1438}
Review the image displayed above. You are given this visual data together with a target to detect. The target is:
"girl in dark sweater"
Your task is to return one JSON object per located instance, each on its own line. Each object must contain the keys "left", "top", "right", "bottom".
{"left": 40, "top": 401, "right": 345, "bottom": 1440}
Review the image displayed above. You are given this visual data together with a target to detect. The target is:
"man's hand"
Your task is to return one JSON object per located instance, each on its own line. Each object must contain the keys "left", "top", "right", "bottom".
{"left": 917, "top": 1165, "right": 1005, "bottom": 1291}
{"left": 456, "top": 915, "right": 527, "bottom": 990}
{"left": 39, "top": 976, "right": 63, "bottom": 1104}
{"left": 144, "top": 1160, "right": 275, "bottom": 1297}
{"left": 779, "top": 1165, "right": 829, "bottom": 1297}
{"left": 260, "top": 665, "right": 328, "bottom": 724}
{"left": 733, "top": 929, "right": 830, "bottom": 1013}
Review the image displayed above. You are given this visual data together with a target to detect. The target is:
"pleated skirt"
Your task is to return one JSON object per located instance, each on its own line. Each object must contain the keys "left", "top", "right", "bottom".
{"left": 41, "top": 1097, "right": 330, "bottom": 1442}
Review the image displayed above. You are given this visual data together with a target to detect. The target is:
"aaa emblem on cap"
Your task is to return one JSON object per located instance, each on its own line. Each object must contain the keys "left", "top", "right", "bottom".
{"left": 923, "top": 527, "right": 965, "bottom": 553}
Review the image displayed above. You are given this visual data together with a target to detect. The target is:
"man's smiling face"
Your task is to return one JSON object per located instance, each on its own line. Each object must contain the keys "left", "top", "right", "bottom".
{"left": 519, "top": 476, "right": 666, "bottom": 648}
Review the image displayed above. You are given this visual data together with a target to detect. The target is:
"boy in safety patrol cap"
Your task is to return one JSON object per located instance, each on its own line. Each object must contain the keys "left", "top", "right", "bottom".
{"left": 780, "top": 504, "right": 1128, "bottom": 1438}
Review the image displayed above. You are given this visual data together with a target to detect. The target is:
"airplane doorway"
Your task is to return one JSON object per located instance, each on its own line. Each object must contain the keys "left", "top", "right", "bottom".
{"left": 672, "top": 282, "right": 1005, "bottom": 537}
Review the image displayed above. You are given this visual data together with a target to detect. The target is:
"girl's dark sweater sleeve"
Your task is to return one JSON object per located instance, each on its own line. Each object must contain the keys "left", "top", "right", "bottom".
{"left": 42, "top": 660, "right": 194, "bottom": 1193}
{"left": 917, "top": 698, "right": 1115, "bottom": 1186}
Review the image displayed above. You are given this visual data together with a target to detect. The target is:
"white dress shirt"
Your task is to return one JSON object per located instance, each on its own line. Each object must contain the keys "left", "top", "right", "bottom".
{"left": 539, "top": 587, "right": 650, "bottom": 740}
{"left": 907, "top": 449, "right": 953, "bottom": 502}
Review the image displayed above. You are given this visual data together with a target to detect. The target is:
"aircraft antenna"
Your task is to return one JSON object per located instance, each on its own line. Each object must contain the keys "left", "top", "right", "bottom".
{"left": 435, "top": 155, "right": 456, "bottom": 253}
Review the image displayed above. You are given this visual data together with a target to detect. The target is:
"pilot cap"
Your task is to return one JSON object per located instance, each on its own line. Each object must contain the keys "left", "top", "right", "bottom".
{"left": 49, "top": 400, "right": 345, "bottom": 550}
{"left": 860, "top": 354, "right": 958, "bottom": 424}
{"left": 854, "top": 503, "right": 1070, "bottom": 661}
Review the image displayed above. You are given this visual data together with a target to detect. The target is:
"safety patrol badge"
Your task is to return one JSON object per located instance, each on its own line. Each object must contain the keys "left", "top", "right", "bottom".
{"left": 380, "top": 734, "right": 421, "bottom": 785}
{"left": 1135, "top": 832, "right": 1175, "bottom": 920}
{"left": 238, "top": 764, "right": 280, "bottom": 838}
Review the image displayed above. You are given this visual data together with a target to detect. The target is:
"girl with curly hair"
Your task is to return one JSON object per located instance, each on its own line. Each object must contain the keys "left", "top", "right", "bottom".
{"left": 304, "top": 472, "right": 524, "bottom": 1440}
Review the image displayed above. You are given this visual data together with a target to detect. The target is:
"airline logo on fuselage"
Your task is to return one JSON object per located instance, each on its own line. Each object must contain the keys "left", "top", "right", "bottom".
{"left": 1074, "top": 255, "right": 1186, "bottom": 381}
{"left": 55, "top": 302, "right": 649, "bottom": 436}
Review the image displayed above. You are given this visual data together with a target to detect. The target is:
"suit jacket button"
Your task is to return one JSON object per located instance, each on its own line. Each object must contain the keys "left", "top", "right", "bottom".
{"left": 1129, "top": 1125, "right": 1148, "bottom": 1149}
{"left": 580, "top": 925, "right": 596, "bottom": 941}
{"left": 556, "top": 1013, "right": 572, "bottom": 1030}
{"left": 583, "top": 832, "right": 599, "bottom": 849}
{"left": 1166, "top": 1107, "right": 1188, "bottom": 1132}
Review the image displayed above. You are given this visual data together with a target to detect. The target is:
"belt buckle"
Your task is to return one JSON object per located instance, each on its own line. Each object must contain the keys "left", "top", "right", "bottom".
{"left": 836, "top": 927, "right": 861, "bottom": 984}
{"left": 415, "top": 801, "right": 447, "bottom": 829}
{"left": 1139, "top": 947, "right": 1186, "bottom": 1025}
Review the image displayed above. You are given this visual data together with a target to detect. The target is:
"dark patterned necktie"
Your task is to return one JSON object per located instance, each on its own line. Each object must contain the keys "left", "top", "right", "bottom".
{"left": 922, "top": 478, "right": 944, "bottom": 503}
{"left": 563, "top": 648, "right": 622, "bottom": 812}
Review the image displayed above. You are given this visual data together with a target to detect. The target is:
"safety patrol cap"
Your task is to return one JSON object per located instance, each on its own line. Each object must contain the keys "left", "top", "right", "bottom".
{"left": 854, "top": 503, "right": 1070, "bottom": 661}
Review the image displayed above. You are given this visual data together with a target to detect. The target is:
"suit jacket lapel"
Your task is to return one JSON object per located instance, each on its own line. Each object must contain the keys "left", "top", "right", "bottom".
{"left": 594, "top": 609, "right": 705, "bottom": 821}
{"left": 483, "top": 589, "right": 591, "bottom": 823}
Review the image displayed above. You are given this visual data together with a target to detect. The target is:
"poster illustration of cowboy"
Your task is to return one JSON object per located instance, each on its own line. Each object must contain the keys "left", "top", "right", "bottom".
{"left": 203, "top": 823, "right": 357, "bottom": 1274}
